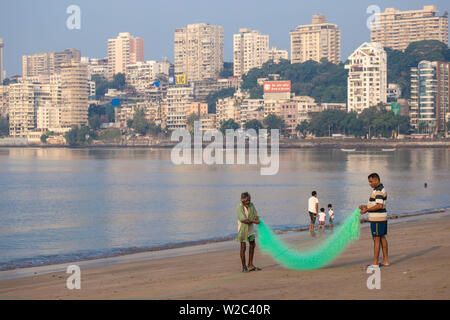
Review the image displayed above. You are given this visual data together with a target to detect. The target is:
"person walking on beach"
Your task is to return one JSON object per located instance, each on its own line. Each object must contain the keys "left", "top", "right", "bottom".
{"left": 236, "top": 192, "right": 261, "bottom": 272}
{"left": 359, "top": 173, "right": 390, "bottom": 268}
{"left": 308, "top": 191, "right": 319, "bottom": 233}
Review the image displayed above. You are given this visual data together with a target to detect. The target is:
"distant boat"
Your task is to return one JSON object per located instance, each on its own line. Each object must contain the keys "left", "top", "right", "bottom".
{"left": 341, "top": 148, "right": 356, "bottom": 152}
{"left": 382, "top": 148, "right": 396, "bottom": 151}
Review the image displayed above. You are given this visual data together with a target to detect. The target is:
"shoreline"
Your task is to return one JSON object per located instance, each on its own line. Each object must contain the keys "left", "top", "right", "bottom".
{"left": 1, "top": 208, "right": 449, "bottom": 299}
{"left": 0, "top": 138, "right": 449, "bottom": 149}
{"left": 1, "top": 206, "right": 448, "bottom": 279}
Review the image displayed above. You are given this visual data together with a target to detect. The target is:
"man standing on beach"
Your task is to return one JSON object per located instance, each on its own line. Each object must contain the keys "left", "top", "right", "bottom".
{"left": 308, "top": 191, "right": 319, "bottom": 233}
{"left": 359, "top": 173, "right": 390, "bottom": 268}
{"left": 236, "top": 192, "right": 261, "bottom": 272}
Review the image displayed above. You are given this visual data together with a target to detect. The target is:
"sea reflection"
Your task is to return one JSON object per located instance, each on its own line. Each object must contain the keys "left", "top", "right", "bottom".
{"left": 0, "top": 147, "right": 448, "bottom": 269}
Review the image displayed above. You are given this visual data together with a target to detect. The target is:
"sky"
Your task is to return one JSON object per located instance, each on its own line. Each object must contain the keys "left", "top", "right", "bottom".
{"left": 0, "top": 0, "right": 449, "bottom": 77}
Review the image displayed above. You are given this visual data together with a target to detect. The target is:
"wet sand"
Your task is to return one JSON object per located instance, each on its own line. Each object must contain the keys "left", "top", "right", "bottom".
{"left": 1, "top": 211, "right": 449, "bottom": 300}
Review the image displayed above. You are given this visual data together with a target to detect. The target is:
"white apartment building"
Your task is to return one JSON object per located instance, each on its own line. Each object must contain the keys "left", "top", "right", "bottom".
{"left": 370, "top": 5, "right": 448, "bottom": 51}
{"left": 125, "top": 60, "right": 170, "bottom": 93}
{"left": 233, "top": 28, "right": 269, "bottom": 77}
{"left": 268, "top": 47, "right": 289, "bottom": 63}
{"left": 216, "top": 96, "right": 241, "bottom": 127}
{"left": 107, "top": 32, "right": 144, "bottom": 80}
{"left": 410, "top": 60, "right": 450, "bottom": 133}
{"left": 174, "top": 23, "right": 224, "bottom": 82}
{"left": 9, "top": 82, "right": 61, "bottom": 136}
{"left": 165, "top": 86, "right": 194, "bottom": 129}
{"left": 290, "top": 14, "right": 341, "bottom": 64}
{"left": 240, "top": 99, "right": 264, "bottom": 126}
{"left": 345, "top": 42, "right": 387, "bottom": 113}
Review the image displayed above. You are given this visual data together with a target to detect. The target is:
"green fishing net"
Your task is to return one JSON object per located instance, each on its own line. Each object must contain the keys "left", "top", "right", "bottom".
{"left": 257, "top": 208, "right": 361, "bottom": 270}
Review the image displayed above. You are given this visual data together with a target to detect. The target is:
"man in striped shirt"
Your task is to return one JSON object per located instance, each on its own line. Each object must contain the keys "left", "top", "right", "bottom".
{"left": 359, "top": 173, "right": 390, "bottom": 268}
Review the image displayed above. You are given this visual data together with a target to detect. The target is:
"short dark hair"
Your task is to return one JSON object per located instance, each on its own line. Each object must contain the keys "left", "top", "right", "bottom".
{"left": 328, "top": 204, "right": 332, "bottom": 208}
{"left": 312, "top": 191, "right": 317, "bottom": 196}
{"left": 241, "top": 192, "right": 251, "bottom": 202}
{"left": 368, "top": 173, "right": 380, "bottom": 181}
{"left": 320, "top": 208, "right": 325, "bottom": 212}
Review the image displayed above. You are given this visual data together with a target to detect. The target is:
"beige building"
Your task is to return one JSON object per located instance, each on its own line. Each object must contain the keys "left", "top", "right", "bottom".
{"left": 370, "top": 6, "right": 448, "bottom": 51}
{"left": 199, "top": 113, "right": 217, "bottom": 131}
{"left": 233, "top": 28, "right": 269, "bottom": 77}
{"left": 174, "top": 23, "right": 224, "bottom": 82}
{"left": 216, "top": 96, "right": 241, "bottom": 127}
{"left": 107, "top": 32, "right": 144, "bottom": 80}
{"left": 290, "top": 14, "right": 341, "bottom": 64}
{"left": 22, "top": 48, "right": 80, "bottom": 77}
{"left": 345, "top": 42, "right": 387, "bottom": 113}
{"left": 268, "top": 47, "right": 289, "bottom": 63}
{"left": 186, "top": 102, "right": 208, "bottom": 117}
{"left": 59, "top": 61, "right": 89, "bottom": 128}
{"left": 9, "top": 82, "right": 61, "bottom": 136}
{"left": 165, "top": 86, "right": 194, "bottom": 129}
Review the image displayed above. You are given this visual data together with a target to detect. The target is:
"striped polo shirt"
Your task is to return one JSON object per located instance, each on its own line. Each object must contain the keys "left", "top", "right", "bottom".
{"left": 367, "top": 183, "right": 387, "bottom": 222}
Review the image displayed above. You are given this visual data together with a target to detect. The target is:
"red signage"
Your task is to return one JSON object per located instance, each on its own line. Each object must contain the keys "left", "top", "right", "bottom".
{"left": 263, "top": 81, "right": 291, "bottom": 93}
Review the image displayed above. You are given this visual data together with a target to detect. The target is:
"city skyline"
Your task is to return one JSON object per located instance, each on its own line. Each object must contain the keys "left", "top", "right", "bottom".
{"left": 1, "top": 0, "right": 449, "bottom": 77}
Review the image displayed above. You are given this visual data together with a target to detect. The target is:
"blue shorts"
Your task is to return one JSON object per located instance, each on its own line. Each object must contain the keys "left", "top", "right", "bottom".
{"left": 370, "top": 221, "right": 387, "bottom": 237}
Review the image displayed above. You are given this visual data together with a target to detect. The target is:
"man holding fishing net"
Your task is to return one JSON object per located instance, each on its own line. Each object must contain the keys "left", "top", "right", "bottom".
{"left": 359, "top": 173, "right": 390, "bottom": 268}
{"left": 236, "top": 192, "right": 261, "bottom": 272}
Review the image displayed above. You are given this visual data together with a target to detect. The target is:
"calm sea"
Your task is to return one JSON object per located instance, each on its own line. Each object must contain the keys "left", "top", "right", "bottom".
{"left": 0, "top": 147, "right": 448, "bottom": 270}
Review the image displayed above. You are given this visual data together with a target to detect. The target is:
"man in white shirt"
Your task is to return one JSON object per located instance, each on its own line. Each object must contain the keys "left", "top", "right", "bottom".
{"left": 308, "top": 191, "right": 319, "bottom": 233}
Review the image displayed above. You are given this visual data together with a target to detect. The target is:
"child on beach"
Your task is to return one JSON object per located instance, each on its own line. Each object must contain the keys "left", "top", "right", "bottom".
{"left": 318, "top": 208, "right": 326, "bottom": 233}
{"left": 236, "top": 192, "right": 261, "bottom": 272}
{"left": 328, "top": 204, "right": 334, "bottom": 230}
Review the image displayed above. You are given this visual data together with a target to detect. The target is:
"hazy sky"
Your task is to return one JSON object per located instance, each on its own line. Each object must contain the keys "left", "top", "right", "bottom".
{"left": 1, "top": 0, "right": 449, "bottom": 76}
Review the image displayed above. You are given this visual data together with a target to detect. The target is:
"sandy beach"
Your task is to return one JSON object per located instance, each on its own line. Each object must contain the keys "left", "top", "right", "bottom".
{"left": 1, "top": 211, "right": 449, "bottom": 300}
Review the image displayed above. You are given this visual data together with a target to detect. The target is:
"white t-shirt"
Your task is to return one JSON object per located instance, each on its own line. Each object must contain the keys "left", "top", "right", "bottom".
{"left": 328, "top": 209, "right": 334, "bottom": 218}
{"left": 308, "top": 196, "right": 319, "bottom": 213}
{"left": 318, "top": 211, "right": 326, "bottom": 222}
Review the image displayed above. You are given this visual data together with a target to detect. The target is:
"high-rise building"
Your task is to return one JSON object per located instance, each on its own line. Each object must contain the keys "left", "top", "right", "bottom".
{"left": 268, "top": 47, "right": 289, "bottom": 63}
{"left": 290, "top": 14, "right": 341, "bottom": 64}
{"left": 345, "top": 42, "right": 387, "bottom": 113}
{"left": 22, "top": 48, "right": 80, "bottom": 77}
{"left": 174, "top": 23, "right": 224, "bottom": 82}
{"left": 0, "top": 38, "right": 5, "bottom": 82}
{"left": 107, "top": 32, "right": 144, "bottom": 80}
{"left": 370, "top": 6, "right": 448, "bottom": 51}
{"left": 165, "top": 86, "right": 194, "bottom": 129}
{"left": 233, "top": 28, "right": 269, "bottom": 77}
{"left": 410, "top": 60, "right": 449, "bottom": 133}
{"left": 59, "top": 61, "right": 89, "bottom": 128}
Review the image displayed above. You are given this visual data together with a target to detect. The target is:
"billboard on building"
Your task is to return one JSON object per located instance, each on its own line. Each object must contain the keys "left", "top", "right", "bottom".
{"left": 263, "top": 81, "right": 291, "bottom": 93}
